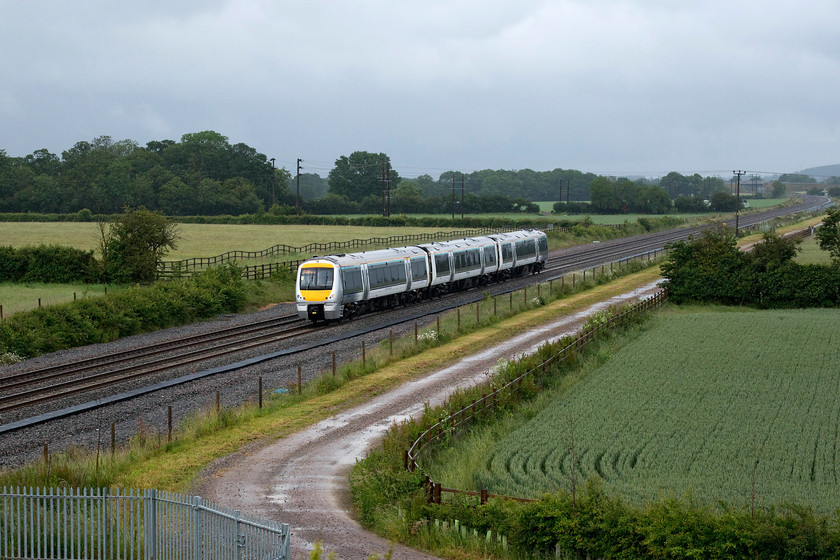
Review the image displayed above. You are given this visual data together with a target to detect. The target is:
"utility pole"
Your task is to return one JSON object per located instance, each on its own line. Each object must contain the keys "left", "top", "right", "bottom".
{"left": 296, "top": 158, "right": 302, "bottom": 212}
{"left": 451, "top": 174, "right": 456, "bottom": 220}
{"left": 460, "top": 174, "right": 465, "bottom": 219}
{"left": 270, "top": 158, "right": 276, "bottom": 207}
{"left": 386, "top": 162, "right": 391, "bottom": 217}
{"left": 381, "top": 163, "right": 387, "bottom": 217}
{"left": 733, "top": 170, "right": 745, "bottom": 235}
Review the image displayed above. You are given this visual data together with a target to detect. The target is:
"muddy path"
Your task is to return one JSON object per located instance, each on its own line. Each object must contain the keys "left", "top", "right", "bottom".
{"left": 194, "top": 281, "right": 662, "bottom": 559}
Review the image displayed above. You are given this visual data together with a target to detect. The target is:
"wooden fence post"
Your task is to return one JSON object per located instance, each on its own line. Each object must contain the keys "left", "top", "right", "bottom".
{"left": 362, "top": 340, "right": 366, "bottom": 365}
{"left": 168, "top": 405, "right": 173, "bottom": 442}
{"left": 297, "top": 364, "right": 302, "bottom": 395}
{"left": 259, "top": 376, "right": 263, "bottom": 408}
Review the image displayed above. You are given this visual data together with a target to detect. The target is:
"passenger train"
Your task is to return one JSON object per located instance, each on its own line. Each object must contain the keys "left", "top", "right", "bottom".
{"left": 295, "top": 229, "right": 548, "bottom": 322}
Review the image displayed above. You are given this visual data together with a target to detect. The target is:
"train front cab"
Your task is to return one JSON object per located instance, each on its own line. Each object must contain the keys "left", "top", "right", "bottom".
{"left": 296, "top": 260, "right": 342, "bottom": 322}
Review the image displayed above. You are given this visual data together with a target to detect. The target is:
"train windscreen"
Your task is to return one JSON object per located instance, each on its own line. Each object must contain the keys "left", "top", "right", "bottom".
{"left": 300, "top": 267, "right": 334, "bottom": 290}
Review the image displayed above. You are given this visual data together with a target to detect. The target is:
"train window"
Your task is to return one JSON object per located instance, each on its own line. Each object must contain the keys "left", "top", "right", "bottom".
{"left": 516, "top": 239, "right": 536, "bottom": 259}
{"left": 538, "top": 236, "right": 548, "bottom": 256}
{"left": 341, "top": 267, "right": 363, "bottom": 294}
{"left": 455, "top": 250, "right": 481, "bottom": 272}
{"left": 369, "top": 261, "right": 405, "bottom": 289}
{"left": 392, "top": 262, "right": 406, "bottom": 283}
{"left": 300, "top": 267, "right": 334, "bottom": 290}
{"left": 435, "top": 253, "right": 450, "bottom": 276}
{"left": 502, "top": 243, "right": 513, "bottom": 263}
{"left": 483, "top": 245, "right": 496, "bottom": 266}
{"left": 410, "top": 257, "right": 427, "bottom": 281}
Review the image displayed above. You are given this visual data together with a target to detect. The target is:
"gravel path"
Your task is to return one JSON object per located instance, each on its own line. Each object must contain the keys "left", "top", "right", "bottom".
{"left": 193, "top": 280, "right": 663, "bottom": 560}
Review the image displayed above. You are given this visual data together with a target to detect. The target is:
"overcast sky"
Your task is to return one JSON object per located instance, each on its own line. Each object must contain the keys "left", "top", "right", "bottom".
{"left": 2, "top": 0, "right": 839, "bottom": 179}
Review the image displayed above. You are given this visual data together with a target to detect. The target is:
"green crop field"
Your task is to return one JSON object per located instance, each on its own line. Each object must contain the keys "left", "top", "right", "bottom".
{"left": 470, "top": 308, "right": 840, "bottom": 513}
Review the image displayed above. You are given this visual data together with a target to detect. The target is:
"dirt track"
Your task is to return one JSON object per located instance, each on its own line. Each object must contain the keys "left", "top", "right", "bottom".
{"left": 194, "top": 281, "right": 662, "bottom": 560}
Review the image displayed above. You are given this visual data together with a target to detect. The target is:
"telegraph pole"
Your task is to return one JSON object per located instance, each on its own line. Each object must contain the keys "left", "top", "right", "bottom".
{"left": 451, "top": 174, "right": 456, "bottom": 220}
{"left": 460, "top": 174, "right": 465, "bottom": 219}
{"left": 296, "top": 158, "right": 302, "bottom": 212}
{"left": 381, "top": 163, "right": 387, "bottom": 217}
{"left": 386, "top": 162, "right": 391, "bottom": 217}
{"left": 270, "top": 158, "right": 276, "bottom": 207}
{"left": 733, "top": 170, "right": 746, "bottom": 235}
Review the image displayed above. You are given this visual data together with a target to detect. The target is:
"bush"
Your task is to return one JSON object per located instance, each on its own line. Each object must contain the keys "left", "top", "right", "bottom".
{"left": 0, "top": 245, "right": 98, "bottom": 283}
{"left": 0, "top": 265, "right": 246, "bottom": 358}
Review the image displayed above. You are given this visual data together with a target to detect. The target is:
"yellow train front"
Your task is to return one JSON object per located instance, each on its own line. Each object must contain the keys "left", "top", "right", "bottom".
{"left": 295, "top": 259, "right": 342, "bottom": 322}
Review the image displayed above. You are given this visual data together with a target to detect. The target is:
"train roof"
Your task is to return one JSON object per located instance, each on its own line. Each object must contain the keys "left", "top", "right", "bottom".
{"left": 302, "top": 245, "right": 427, "bottom": 268}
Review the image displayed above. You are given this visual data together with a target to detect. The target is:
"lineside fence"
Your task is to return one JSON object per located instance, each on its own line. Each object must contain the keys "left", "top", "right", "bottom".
{"left": 0, "top": 486, "right": 290, "bottom": 560}
{"left": 405, "top": 289, "right": 670, "bottom": 506}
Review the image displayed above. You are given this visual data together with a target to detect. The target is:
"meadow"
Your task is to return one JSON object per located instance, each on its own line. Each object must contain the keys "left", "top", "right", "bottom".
{"left": 0, "top": 222, "right": 463, "bottom": 259}
{"left": 439, "top": 307, "right": 840, "bottom": 513}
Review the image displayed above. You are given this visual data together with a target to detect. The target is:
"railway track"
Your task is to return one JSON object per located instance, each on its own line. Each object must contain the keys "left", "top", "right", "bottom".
{"left": 1, "top": 195, "right": 830, "bottom": 429}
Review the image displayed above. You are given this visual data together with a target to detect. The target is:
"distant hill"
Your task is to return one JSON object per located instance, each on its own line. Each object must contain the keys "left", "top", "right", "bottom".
{"left": 799, "top": 164, "right": 840, "bottom": 180}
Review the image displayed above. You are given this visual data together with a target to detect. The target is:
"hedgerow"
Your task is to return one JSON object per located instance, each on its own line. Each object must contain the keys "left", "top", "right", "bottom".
{"left": 0, "top": 245, "right": 99, "bottom": 283}
{"left": 0, "top": 264, "right": 246, "bottom": 358}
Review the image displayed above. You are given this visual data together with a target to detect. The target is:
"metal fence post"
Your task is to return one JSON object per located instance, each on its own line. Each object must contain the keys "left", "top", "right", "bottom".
{"left": 192, "top": 496, "right": 202, "bottom": 560}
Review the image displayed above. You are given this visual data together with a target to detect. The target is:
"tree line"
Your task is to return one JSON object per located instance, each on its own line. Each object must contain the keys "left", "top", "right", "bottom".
{"left": 0, "top": 131, "right": 291, "bottom": 215}
{"left": 3, "top": 134, "right": 830, "bottom": 217}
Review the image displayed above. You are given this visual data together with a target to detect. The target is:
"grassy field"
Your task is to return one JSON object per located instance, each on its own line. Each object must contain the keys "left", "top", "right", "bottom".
{"left": 795, "top": 235, "right": 832, "bottom": 265}
{"left": 442, "top": 307, "right": 840, "bottom": 513}
{"left": 0, "top": 283, "right": 123, "bottom": 318}
{"left": 0, "top": 223, "right": 463, "bottom": 259}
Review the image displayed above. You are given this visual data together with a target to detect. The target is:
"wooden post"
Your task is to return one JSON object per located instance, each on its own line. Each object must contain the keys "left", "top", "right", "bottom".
{"left": 38, "top": 298, "right": 41, "bottom": 308}
{"left": 44, "top": 443, "right": 49, "bottom": 465}
{"left": 216, "top": 390, "right": 220, "bottom": 416}
{"left": 362, "top": 340, "right": 366, "bottom": 365}
{"left": 297, "top": 364, "right": 302, "bottom": 395}
{"left": 414, "top": 322, "right": 418, "bottom": 342}
{"left": 509, "top": 292, "right": 512, "bottom": 312}
{"left": 476, "top": 301, "right": 479, "bottom": 324}
{"left": 389, "top": 329, "right": 394, "bottom": 356}
{"left": 457, "top": 308, "right": 461, "bottom": 330}
{"left": 111, "top": 423, "right": 116, "bottom": 456}
{"left": 168, "top": 405, "right": 173, "bottom": 442}
{"left": 538, "top": 283, "right": 541, "bottom": 298}
{"left": 524, "top": 287, "right": 527, "bottom": 305}
{"left": 0, "top": 304, "right": 3, "bottom": 320}
{"left": 74, "top": 292, "right": 77, "bottom": 301}
{"left": 332, "top": 351, "right": 336, "bottom": 376}
{"left": 259, "top": 376, "right": 263, "bottom": 408}
{"left": 436, "top": 315, "right": 440, "bottom": 335}
{"left": 493, "top": 296, "right": 497, "bottom": 316}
